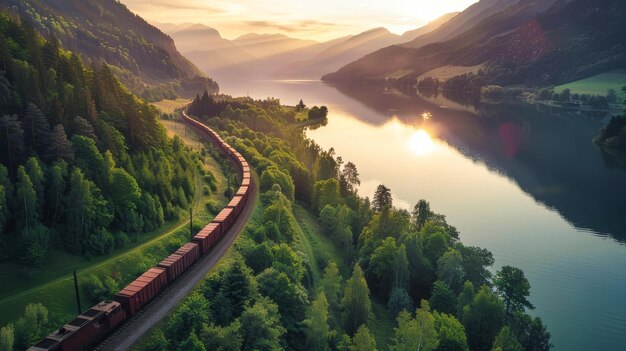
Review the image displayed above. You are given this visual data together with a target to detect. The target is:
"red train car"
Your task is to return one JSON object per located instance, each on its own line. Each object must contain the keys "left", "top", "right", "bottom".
{"left": 227, "top": 195, "right": 244, "bottom": 217}
{"left": 241, "top": 177, "right": 251, "bottom": 187}
{"left": 115, "top": 267, "right": 168, "bottom": 317}
{"left": 213, "top": 207, "right": 235, "bottom": 233}
{"left": 157, "top": 253, "right": 185, "bottom": 283}
{"left": 192, "top": 223, "right": 221, "bottom": 254}
{"left": 175, "top": 242, "right": 201, "bottom": 269}
{"left": 236, "top": 186, "right": 249, "bottom": 203}
{"left": 27, "top": 301, "right": 126, "bottom": 351}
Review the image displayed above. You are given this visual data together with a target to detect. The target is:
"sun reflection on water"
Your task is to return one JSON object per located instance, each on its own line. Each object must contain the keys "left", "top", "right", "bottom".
{"left": 409, "top": 129, "right": 435, "bottom": 155}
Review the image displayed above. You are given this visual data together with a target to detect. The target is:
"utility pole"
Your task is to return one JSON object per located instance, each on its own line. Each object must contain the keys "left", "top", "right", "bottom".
{"left": 73, "top": 270, "right": 82, "bottom": 314}
{"left": 190, "top": 207, "right": 193, "bottom": 238}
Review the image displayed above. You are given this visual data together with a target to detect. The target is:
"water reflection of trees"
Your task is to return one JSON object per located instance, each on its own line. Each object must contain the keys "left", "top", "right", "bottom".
{"left": 328, "top": 82, "right": 626, "bottom": 242}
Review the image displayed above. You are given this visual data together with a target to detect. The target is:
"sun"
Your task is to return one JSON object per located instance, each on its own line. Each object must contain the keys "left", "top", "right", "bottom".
{"left": 409, "top": 129, "right": 435, "bottom": 155}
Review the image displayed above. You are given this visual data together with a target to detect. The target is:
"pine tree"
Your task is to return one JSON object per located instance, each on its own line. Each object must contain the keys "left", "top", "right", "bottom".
{"left": 0, "top": 165, "right": 10, "bottom": 237}
{"left": 25, "top": 157, "right": 45, "bottom": 214}
{"left": 304, "top": 292, "right": 332, "bottom": 351}
{"left": 394, "top": 244, "right": 410, "bottom": 289}
{"left": 21, "top": 103, "right": 50, "bottom": 156}
{"left": 217, "top": 260, "right": 258, "bottom": 323}
{"left": 0, "top": 185, "right": 7, "bottom": 237}
{"left": 65, "top": 167, "right": 111, "bottom": 254}
{"left": 372, "top": 184, "right": 392, "bottom": 212}
{"left": 15, "top": 166, "right": 38, "bottom": 231}
{"left": 350, "top": 325, "right": 377, "bottom": 351}
{"left": 176, "top": 332, "right": 206, "bottom": 351}
{"left": 0, "top": 324, "right": 14, "bottom": 351}
{"left": 45, "top": 124, "right": 74, "bottom": 162}
{"left": 342, "top": 264, "right": 372, "bottom": 335}
{"left": 321, "top": 261, "right": 342, "bottom": 314}
{"left": 72, "top": 115, "right": 97, "bottom": 141}
{"left": 0, "top": 115, "right": 25, "bottom": 172}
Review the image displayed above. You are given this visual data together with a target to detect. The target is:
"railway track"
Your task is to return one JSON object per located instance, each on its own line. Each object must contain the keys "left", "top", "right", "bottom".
{"left": 94, "top": 179, "right": 256, "bottom": 350}
{"left": 29, "top": 113, "right": 256, "bottom": 351}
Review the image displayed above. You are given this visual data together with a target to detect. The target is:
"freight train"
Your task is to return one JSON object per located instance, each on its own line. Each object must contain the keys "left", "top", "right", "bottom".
{"left": 28, "top": 112, "right": 252, "bottom": 351}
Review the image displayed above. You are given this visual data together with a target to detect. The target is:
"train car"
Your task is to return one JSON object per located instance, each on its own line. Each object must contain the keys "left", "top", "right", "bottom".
{"left": 157, "top": 253, "right": 185, "bottom": 283}
{"left": 175, "top": 242, "right": 201, "bottom": 270}
{"left": 241, "top": 177, "right": 251, "bottom": 187}
{"left": 28, "top": 301, "right": 126, "bottom": 351}
{"left": 226, "top": 195, "right": 244, "bottom": 217}
{"left": 192, "top": 223, "right": 221, "bottom": 254}
{"left": 236, "top": 186, "right": 249, "bottom": 203}
{"left": 115, "top": 267, "right": 168, "bottom": 317}
{"left": 213, "top": 207, "right": 235, "bottom": 234}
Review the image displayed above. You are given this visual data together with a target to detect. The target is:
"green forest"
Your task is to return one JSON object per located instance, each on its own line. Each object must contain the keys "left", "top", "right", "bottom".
{"left": 136, "top": 93, "right": 551, "bottom": 351}
{"left": 0, "top": 13, "right": 204, "bottom": 270}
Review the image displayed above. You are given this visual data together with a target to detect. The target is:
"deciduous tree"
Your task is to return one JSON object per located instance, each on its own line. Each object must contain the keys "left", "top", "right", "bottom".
{"left": 240, "top": 299, "right": 286, "bottom": 351}
{"left": 391, "top": 301, "right": 439, "bottom": 351}
{"left": 494, "top": 266, "right": 534, "bottom": 317}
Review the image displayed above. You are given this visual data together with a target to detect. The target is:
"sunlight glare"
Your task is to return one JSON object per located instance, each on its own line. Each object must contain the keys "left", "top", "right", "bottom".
{"left": 409, "top": 129, "right": 435, "bottom": 156}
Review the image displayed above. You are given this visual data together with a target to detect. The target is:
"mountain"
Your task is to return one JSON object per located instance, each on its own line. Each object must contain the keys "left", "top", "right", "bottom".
{"left": 323, "top": 0, "right": 625, "bottom": 88}
{"left": 232, "top": 33, "right": 319, "bottom": 58}
{"left": 276, "top": 12, "right": 461, "bottom": 79}
{"left": 5, "top": 0, "right": 218, "bottom": 101}
{"left": 403, "top": 0, "right": 520, "bottom": 49}
{"left": 157, "top": 23, "right": 328, "bottom": 82}
{"left": 399, "top": 12, "right": 460, "bottom": 43}
{"left": 275, "top": 27, "right": 400, "bottom": 78}
{"left": 168, "top": 24, "right": 234, "bottom": 53}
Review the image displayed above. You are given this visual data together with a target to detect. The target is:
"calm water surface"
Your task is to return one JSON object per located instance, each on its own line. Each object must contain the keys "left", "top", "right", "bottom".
{"left": 221, "top": 79, "right": 626, "bottom": 351}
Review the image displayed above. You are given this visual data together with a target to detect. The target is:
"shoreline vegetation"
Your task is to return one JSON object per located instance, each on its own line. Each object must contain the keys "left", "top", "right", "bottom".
{"left": 413, "top": 75, "right": 626, "bottom": 113}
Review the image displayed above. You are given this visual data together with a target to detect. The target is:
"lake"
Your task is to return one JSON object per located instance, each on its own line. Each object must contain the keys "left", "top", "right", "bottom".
{"left": 220, "top": 79, "right": 626, "bottom": 351}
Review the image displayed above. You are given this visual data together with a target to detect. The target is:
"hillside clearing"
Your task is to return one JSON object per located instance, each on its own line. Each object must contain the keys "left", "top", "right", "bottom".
{"left": 555, "top": 70, "right": 626, "bottom": 96}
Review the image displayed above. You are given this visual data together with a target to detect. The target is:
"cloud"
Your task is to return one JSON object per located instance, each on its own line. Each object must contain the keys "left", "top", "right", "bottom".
{"left": 244, "top": 19, "right": 339, "bottom": 33}
{"left": 123, "top": 0, "right": 225, "bottom": 13}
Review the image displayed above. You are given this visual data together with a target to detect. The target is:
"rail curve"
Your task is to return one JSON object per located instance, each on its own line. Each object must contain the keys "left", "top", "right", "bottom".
{"left": 28, "top": 111, "right": 254, "bottom": 351}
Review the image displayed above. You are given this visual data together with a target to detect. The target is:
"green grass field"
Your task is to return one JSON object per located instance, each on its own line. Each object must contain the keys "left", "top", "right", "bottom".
{"left": 151, "top": 98, "right": 190, "bottom": 115}
{"left": 555, "top": 70, "right": 626, "bottom": 97}
{"left": 0, "top": 122, "right": 228, "bottom": 326}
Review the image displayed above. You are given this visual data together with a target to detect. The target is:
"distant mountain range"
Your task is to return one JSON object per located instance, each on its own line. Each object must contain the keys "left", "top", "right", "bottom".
{"left": 5, "top": 0, "right": 218, "bottom": 100}
{"left": 324, "top": 0, "right": 626, "bottom": 88}
{"left": 156, "top": 13, "right": 459, "bottom": 81}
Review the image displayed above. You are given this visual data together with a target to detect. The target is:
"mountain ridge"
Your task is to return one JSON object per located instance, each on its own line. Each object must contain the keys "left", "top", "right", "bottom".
{"left": 6, "top": 0, "right": 218, "bottom": 101}
{"left": 323, "top": 0, "right": 624, "bottom": 88}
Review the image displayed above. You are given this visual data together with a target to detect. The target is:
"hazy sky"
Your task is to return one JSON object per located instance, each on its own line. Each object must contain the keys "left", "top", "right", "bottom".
{"left": 121, "top": 0, "right": 477, "bottom": 41}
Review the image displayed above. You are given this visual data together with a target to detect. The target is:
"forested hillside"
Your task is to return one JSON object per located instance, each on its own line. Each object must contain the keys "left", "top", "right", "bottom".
{"left": 0, "top": 13, "right": 199, "bottom": 271}
{"left": 324, "top": 0, "right": 626, "bottom": 89}
{"left": 4, "top": 0, "right": 218, "bottom": 101}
